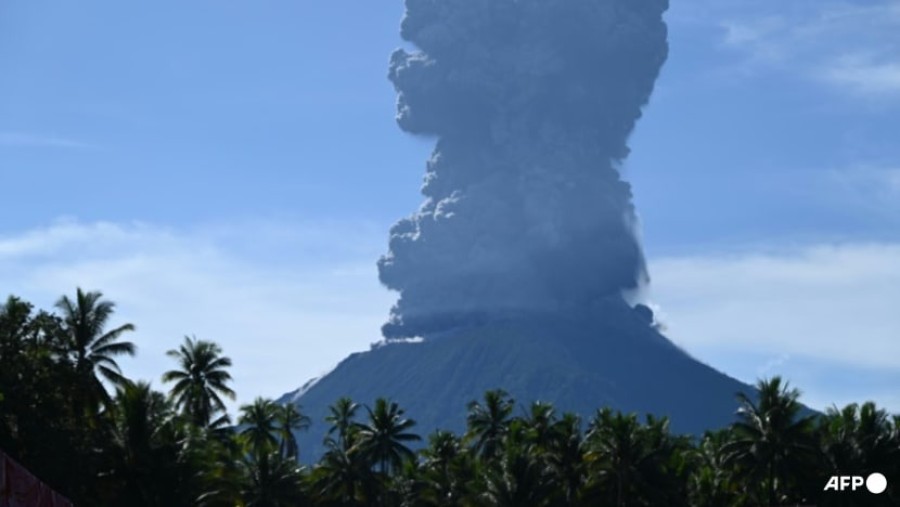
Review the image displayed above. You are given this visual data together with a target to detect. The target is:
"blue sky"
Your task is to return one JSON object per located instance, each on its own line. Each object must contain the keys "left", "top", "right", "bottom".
{"left": 2, "top": 0, "right": 899, "bottom": 415}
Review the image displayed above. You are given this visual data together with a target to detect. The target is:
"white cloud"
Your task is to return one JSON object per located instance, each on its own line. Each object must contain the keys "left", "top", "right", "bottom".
{"left": 679, "top": 1, "right": 900, "bottom": 98}
{"left": 649, "top": 242, "right": 900, "bottom": 410}
{"left": 823, "top": 57, "right": 900, "bottom": 96}
{"left": 0, "top": 132, "right": 91, "bottom": 149}
{"left": 0, "top": 219, "right": 394, "bottom": 416}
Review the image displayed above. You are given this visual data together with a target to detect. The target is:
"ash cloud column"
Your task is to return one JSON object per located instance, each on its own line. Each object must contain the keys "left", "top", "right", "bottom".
{"left": 379, "top": 0, "right": 670, "bottom": 339}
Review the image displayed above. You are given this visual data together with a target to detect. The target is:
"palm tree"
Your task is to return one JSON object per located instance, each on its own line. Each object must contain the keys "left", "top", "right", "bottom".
{"left": 110, "top": 380, "right": 226, "bottom": 507}
{"left": 480, "top": 442, "right": 554, "bottom": 507}
{"left": 544, "top": 413, "right": 584, "bottom": 505}
{"left": 109, "top": 381, "right": 175, "bottom": 507}
{"left": 112, "top": 380, "right": 171, "bottom": 460}
{"left": 583, "top": 408, "right": 645, "bottom": 507}
{"left": 522, "top": 401, "right": 557, "bottom": 451}
{"left": 238, "top": 450, "right": 305, "bottom": 507}
{"left": 723, "top": 377, "right": 818, "bottom": 506}
{"left": 353, "top": 398, "right": 421, "bottom": 474}
{"left": 465, "top": 389, "right": 514, "bottom": 460}
{"left": 239, "top": 397, "right": 280, "bottom": 457}
{"left": 422, "top": 430, "right": 462, "bottom": 472}
{"left": 638, "top": 415, "right": 692, "bottom": 507}
{"left": 184, "top": 423, "right": 245, "bottom": 506}
{"left": 0, "top": 296, "right": 32, "bottom": 358}
{"left": 309, "top": 438, "right": 377, "bottom": 506}
{"left": 689, "top": 430, "right": 741, "bottom": 507}
{"left": 583, "top": 409, "right": 691, "bottom": 507}
{"left": 237, "top": 399, "right": 307, "bottom": 505}
{"left": 417, "top": 430, "right": 466, "bottom": 505}
{"left": 56, "top": 288, "right": 136, "bottom": 408}
{"left": 326, "top": 397, "right": 360, "bottom": 451}
{"left": 275, "top": 403, "right": 311, "bottom": 460}
{"left": 162, "top": 336, "right": 235, "bottom": 427}
{"left": 821, "top": 402, "right": 899, "bottom": 480}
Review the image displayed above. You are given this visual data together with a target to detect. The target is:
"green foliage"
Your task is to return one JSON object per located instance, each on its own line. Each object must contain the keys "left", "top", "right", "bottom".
{"left": 353, "top": 397, "right": 422, "bottom": 475}
{"left": 239, "top": 397, "right": 280, "bottom": 457}
{"left": 163, "top": 335, "right": 236, "bottom": 428}
{"left": 56, "top": 289, "right": 136, "bottom": 387}
{"left": 465, "top": 389, "right": 514, "bottom": 460}
{"left": 723, "top": 376, "right": 820, "bottom": 505}
{"left": 2, "top": 291, "right": 900, "bottom": 506}
{"left": 276, "top": 403, "right": 311, "bottom": 460}
{"left": 325, "top": 396, "right": 359, "bottom": 452}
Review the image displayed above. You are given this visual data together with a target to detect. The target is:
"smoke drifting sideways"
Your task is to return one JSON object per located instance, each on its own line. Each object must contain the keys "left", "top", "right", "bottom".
{"left": 379, "top": 0, "right": 670, "bottom": 339}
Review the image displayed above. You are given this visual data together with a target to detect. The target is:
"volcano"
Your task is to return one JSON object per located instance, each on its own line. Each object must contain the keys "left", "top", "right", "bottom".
{"left": 280, "top": 0, "right": 753, "bottom": 456}
{"left": 279, "top": 300, "right": 751, "bottom": 459}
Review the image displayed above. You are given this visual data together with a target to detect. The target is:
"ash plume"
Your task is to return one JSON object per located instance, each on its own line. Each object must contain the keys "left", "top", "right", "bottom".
{"left": 379, "top": 0, "right": 670, "bottom": 338}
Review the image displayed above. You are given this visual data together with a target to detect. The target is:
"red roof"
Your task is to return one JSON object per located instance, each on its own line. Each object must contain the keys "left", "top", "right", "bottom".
{"left": 0, "top": 449, "right": 74, "bottom": 507}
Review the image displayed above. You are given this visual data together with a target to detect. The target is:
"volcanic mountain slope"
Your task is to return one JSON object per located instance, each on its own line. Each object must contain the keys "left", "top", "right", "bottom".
{"left": 279, "top": 299, "right": 752, "bottom": 460}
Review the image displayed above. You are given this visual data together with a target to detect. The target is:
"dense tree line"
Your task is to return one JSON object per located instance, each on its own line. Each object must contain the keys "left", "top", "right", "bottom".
{"left": 1, "top": 290, "right": 898, "bottom": 506}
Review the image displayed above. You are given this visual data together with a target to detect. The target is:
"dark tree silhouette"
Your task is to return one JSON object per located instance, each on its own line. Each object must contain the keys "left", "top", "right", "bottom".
{"left": 162, "top": 336, "right": 235, "bottom": 428}
{"left": 56, "top": 288, "right": 135, "bottom": 409}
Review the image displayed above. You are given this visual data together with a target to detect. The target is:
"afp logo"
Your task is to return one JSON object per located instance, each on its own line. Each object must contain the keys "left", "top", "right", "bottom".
{"left": 824, "top": 473, "right": 888, "bottom": 494}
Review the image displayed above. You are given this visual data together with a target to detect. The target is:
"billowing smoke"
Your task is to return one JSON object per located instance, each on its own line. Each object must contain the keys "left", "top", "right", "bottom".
{"left": 379, "top": 0, "right": 669, "bottom": 339}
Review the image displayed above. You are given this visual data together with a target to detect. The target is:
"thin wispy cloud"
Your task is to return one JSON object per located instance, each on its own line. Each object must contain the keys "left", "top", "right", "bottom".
{"left": 823, "top": 57, "right": 900, "bottom": 96}
{"left": 0, "top": 132, "right": 91, "bottom": 149}
{"left": 678, "top": 0, "right": 900, "bottom": 98}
